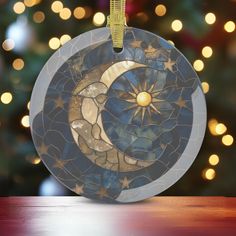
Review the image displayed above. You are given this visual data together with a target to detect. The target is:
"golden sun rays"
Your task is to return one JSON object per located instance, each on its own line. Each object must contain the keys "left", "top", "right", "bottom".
{"left": 123, "top": 79, "right": 163, "bottom": 122}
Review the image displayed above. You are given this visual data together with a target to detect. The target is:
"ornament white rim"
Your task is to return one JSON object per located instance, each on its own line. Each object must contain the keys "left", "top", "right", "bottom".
{"left": 30, "top": 27, "right": 207, "bottom": 203}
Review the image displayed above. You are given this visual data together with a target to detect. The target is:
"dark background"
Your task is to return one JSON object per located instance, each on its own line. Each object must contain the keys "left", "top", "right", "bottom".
{"left": 0, "top": 0, "right": 235, "bottom": 196}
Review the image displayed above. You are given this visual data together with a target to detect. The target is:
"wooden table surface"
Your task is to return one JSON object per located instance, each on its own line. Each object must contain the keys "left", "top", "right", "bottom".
{"left": 0, "top": 197, "right": 236, "bottom": 236}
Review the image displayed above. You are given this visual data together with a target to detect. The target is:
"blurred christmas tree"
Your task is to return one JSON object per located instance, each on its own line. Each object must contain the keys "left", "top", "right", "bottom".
{"left": 0, "top": 0, "right": 235, "bottom": 196}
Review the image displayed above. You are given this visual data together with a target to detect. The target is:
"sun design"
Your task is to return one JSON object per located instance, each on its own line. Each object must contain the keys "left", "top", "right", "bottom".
{"left": 123, "top": 79, "right": 163, "bottom": 123}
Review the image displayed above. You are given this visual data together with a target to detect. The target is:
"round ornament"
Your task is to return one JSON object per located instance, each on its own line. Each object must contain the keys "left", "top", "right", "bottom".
{"left": 30, "top": 27, "right": 206, "bottom": 203}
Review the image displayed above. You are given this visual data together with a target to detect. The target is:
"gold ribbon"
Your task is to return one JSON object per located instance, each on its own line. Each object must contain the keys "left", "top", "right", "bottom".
{"left": 107, "top": 0, "right": 126, "bottom": 49}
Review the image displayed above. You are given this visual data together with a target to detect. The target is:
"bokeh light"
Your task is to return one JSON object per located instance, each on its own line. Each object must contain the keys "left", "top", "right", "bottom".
{"left": 2, "top": 39, "right": 15, "bottom": 51}
{"left": 60, "top": 34, "right": 71, "bottom": 45}
{"left": 155, "top": 4, "right": 167, "bottom": 17}
{"left": 201, "top": 82, "right": 210, "bottom": 94}
{"left": 205, "top": 12, "right": 216, "bottom": 25}
{"left": 136, "top": 12, "right": 149, "bottom": 23}
{"left": 74, "top": 7, "right": 86, "bottom": 20}
{"left": 203, "top": 168, "right": 216, "bottom": 180}
{"left": 24, "top": 0, "right": 37, "bottom": 7}
{"left": 93, "top": 12, "right": 106, "bottom": 26}
{"left": 32, "top": 157, "right": 41, "bottom": 165}
{"left": 193, "top": 59, "right": 204, "bottom": 72}
{"left": 202, "top": 46, "right": 213, "bottom": 58}
{"left": 33, "top": 11, "right": 45, "bottom": 23}
{"left": 209, "top": 154, "right": 220, "bottom": 166}
{"left": 168, "top": 40, "right": 175, "bottom": 46}
{"left": 224, "top": 21, "right": 235, "bottom": 33}
{"left": 13, "top": 2, "right": 26, "bottom": 14}
{"left": 1, "top": 92, "right": 13, "bottom": 105}
{"left": 21, "top": 115, "right": 30, "bottom": 128}
{"left": 171, "top": 19, "right": 183, "bottom": 32}
{"left": 49, "top": 37, "right": 60, "bottom": 50}
{"left": 59, "top": 8, "right": 71, "bottom": 20}
{"left": 208, "top": 118, "right": 218, "bottom": 136}
{"left": 222, "top": 135, "right": 234, "bottom": 146}
{"left": 51, "top": 1, "right": 63, "bottom": 13}
{"left": 12, "top": 58, "right": 25, "bottom": 71}
{"left": 215, "top": 123, "right": 227, "bottom": 135}
{"left": 27, "top": 101, "right": 30, "bottom": 110}
{"left": 26, "top": 155, "right": 41, "bottom": 165}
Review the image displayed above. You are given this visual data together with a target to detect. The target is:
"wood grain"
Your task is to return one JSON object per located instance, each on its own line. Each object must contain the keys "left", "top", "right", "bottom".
{"left": 0, "top": 197, "right": 236, "bottom": 236}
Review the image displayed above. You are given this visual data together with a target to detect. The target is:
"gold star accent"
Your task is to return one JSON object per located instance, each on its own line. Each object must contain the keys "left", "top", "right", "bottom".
{"left": 175, "top": 97, "right": 187, "bottom": 108}
{"left": 130, "top": 40, "right": 142, "bottom": 48}
{"left": 160, "top": 143, "right": 166, "bottom": 150}
{"left": 164, "top": 59, "right": 176, "bottom": 72}
{"left": 38, "top": 143, "right": 48, "bottom": 155}
{"left": 54, "top": 96, "right": 64, "bottom": 108}
{"left": 120, "top": 177, "right": 132, "bottom": 189}
{"left": 53, "top": 159, "right": 69, "bottom": 169}
{"left": 73, "top": 184, "right": 84, "bottom": 195}
{"left": 96, "top": 187, "right": 109, "bottom": 199}
{"left": 144, "top": 45, "right": 159, "bottom": 59}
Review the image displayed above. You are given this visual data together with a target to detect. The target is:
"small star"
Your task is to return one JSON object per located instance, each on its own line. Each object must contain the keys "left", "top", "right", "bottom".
{"left": 73, "top": 184, "right": 84, "bottom": 195}
{"left": 53, "top": 159, "right": 69, "bottom": 169}
{"left": 160, "top": 143, "right": 166, "bottom": 150}
{"left": 54, "top": 97, "right": 65, "bottom": 108}
{"left": 120, "top": 177, "right": 132, "bottom": 189}
{"left": 130, "top": 40, "right": 142, "bottom": 48}
{"left": 144, "top": 45, "right": 160, "bottom": 59}
{"left": 175, "top": 97, "right": 187, "bottom": 108}
{"left": 96, "top": 187, "right": 109, "bottom": 199}
{"left": 38, "top": 143, "right": 48, "bottom": 155}
{"left": 164, "top": 59, "right": 176, "bottom": 72}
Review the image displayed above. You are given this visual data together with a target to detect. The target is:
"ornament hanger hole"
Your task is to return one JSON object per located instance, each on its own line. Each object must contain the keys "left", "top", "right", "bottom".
{"left": 113, "top": 47, "right": 124, "bottom": 54}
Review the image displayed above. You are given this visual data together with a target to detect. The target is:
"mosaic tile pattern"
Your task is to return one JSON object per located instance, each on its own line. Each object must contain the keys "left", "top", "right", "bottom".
{"left": 30, "top": 27, "right": 207, "bottom": 203}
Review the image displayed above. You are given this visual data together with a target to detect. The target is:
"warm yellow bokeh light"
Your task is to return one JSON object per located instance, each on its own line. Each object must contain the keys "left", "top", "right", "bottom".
{"left": 21, "top": 115, "right": 30, "bottom": 128}
{"left": 208, "top": 118, "right": 218, "bottom": 136}
{"left": 32, "top": 157, "right": 41, "bottom": 165}
{"left": 13, "top": 2, "right": 26, "bottom": 14}
{"left": 2, "top": 39, "right": 15, "bottom": 51}
{"left": 59, "top": 8, "right": 71, "bottom": 20}
{"left": 136, "top": 92, "right": 152, "bottom": 107}
{"left": 203, "top": 168, "right": 216, "bottom": 180}
{"left": 24, "top": 0, "right": 41, "bottom": 7}
{"left": 1, "top": 92, "right": 13, "bottom": 105}
{"left": 27, "top": 101, "right": 30, "bottom": 110}
{"left": 12, "top": 58, "right": 25, "bottom": 71}
{"left": 201, "top": 82, "right": 210, "bottom": 94}
{"left": 215, "top": 123, "right": 227, "bottom": 135}
{"left": 49, "top": 37, "right": 60, "bottom": 50}
{"left": 74, "top": 7, "right": 86, "bottom": 19}
{"left": 224, "top": 21, "right": 235, "bottom": 33}
{"left": 205, "top": 13, "right": 216, "bottom": 25}
{"left": 24, "top": 0, "right": 35, "bottom": 7}
{"left": 51, "top": 1, "right": 63, "bottom": 13}
{"left": 33, "top": 11, "right": 45, "bottom": 23}
{"left": 168, "top": 40, "right": 175, "bottom": 46}
{"left": 93, "top": 12, "right": 106, "bottom": 26}
{"left": 209, "top": 154, "right": 220, "bottom": 166}
{"left": 202, "top": 46, "right": 213, "bottom": 58}
{"left": 171, "top": 19, "right": 183, "bottom": 32}
{"left": 222, "top": 135, "right": 234, "bottom": 146}
{"left": 60, "top": 34, "right": 71, "bottom": 45}
{"left": 155, "top": 4, "right": 167, "bottom": 17}
{"left": 193, "top": 59, "right": 204, "bottom": 72}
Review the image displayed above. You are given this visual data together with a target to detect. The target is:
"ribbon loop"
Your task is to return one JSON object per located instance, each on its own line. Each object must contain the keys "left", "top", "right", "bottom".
{"left": 108, "top": 0, "right": 126, "bottom": 49}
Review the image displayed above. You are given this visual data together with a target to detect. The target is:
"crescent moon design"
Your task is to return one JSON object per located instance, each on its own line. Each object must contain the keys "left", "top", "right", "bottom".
{"left": 69, "top": 61, "right": 156, "bottom": 172}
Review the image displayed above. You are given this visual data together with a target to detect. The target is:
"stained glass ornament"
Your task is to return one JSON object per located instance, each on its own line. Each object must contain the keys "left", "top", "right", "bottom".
{"left": 30, "top": 27, "right": 206, "bottom": 203}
